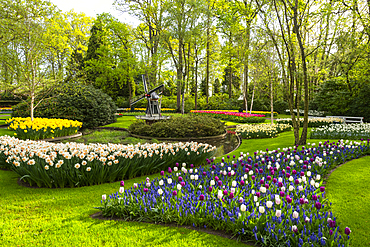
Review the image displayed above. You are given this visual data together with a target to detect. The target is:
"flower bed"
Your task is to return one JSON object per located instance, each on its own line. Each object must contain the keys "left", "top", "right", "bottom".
{"left": 119, "top": 108, "right": 176, "bottom": 113}
{"left": 99, "top": 140, "right": 370, "bottom": 246}
{"left": 275, "top": 117, "right": 344, "bottom": 127}
{"left": 235, "top": 123, "right": 292, "bottom": 139}
{"left": 6, "top": 117, "right": 82, "bottom": 140}
{"left": 0, "top": 107, "right": 12, "bottom": 114}
{"left": 0, "top": 135, "right": 216, "bottom": 188}
{"left": 199, "top": 110, "right": 278, "bottom": 118}
{"left": 191, "top": 110, "right": 266, "bottom": 123}
{"left": 310, "top": 123, "right": 370, "bottom": 140}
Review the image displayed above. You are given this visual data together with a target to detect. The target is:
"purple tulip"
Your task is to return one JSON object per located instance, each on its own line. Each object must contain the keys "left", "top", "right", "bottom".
{"left": 295, "top": 179, "right": 299, "bottom": 185}
{"left": 215, "top": 176, "right": 219, "bottom": 181}
{"left": 329, "top": 220, "right": 336, "bottom": 228}
{"left": 208, "top": 186, "right": 213, "bottom": 192}
{"left": 175, "top": 163, "right": 179, "bottom": 167}
{"left": 181, "top": 182, "right": 185, "bottom": 187}
{"left": 299, "top": 198, "right": 305, "bottom": 205}
{"left": 266, "top": 176, "right": 271, "bottom": 181}
{"left": 286, "top": 173, "right": 290, "bottom": 178}
{"left": 286, "top": 197, "right": 292, "bottom": 203}
{"left": 229, "top": 192, "right": 234, "bottom": 199}
{"left": 120, "top": 181, "right": 124, "bottom": 186}
{"left": 223, "top": 190, "right": 228, "bottom": 196}
{"left": 292, "top": 170, "right": 297, "bottom": 175}
{"left": 144, "top": 188, "right": 148, "bottom": 192}
{"left": 329, "top": 229, "right": 333, "bottom": 235}
{"left": 315, "top": 202, "right": 321, "bottom": 210}
{"left": 240, "top": 180, "right": 245, "bottom": 186}
{"left": 300, "top": 172, "right": 305, "bottom": 176}
{"left": 199, "top": 194, "right": 205, "bottom": 201}
{"left": 312, "top": 194, "right": 318, "bottom": 200}
{"left": 160, "top": 171, "right": 164, "bottom": 176}
{"left": 190, "top": 164, "right": 194, "bottom": 168}
{"left": 280, "top": 191, "right": 285, "bottom": 197}
{"left": 320, "top": 186, "right": 325, "bottom": 192}
{"left": 265, "top": 183, "right": 269, "bottom": 189}
{"left": 202, "top": 172, "right": 207, "bottom": 176}
{"left": 273, "top": 178, "right": 277, "bottom": 183}
{"left": 345, "top": 227, "right": 351, "bottom": 235}
{"left": 260, "top": 179, "right": 265, "bottom": 185}
{"left": 172, "top": 190, "right": 177, "bottom": 196}
{"left": 168, "top": 167, "right": 172, "bottom": 173}
{"left": 252, "top": 176, "right": 256, "bottom": 180}
{"left": 218, "top": 180, "right": 222, "bottom": 186}
{"left": 278, "top": 182, "right": 283, "bottom": 187}
{"left": 256, "top": 192, "right": 261, "bottom": 198}
{"left": 178, "top": 176, "right": 183, "bottom": 182}
{"left": 212, "top": 165, "right": 216, "bottom": 170}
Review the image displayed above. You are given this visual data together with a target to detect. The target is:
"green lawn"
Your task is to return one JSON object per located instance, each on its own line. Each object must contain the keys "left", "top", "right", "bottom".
{"left": 0, "top": 116, "right": 368, "bottom": 246}
{"left": 325, "top": 157, "right": 370, "bottom": 247}
{"left": 103, "top": 116, "right": 138, "bottom": 128}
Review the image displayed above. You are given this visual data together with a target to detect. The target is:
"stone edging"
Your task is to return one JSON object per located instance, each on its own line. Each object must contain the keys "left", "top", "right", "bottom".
{"left": 129, "top": 131, "right": 228, "bottom": 141}
{"left": 93, "top": 127, "right": 128, "bottom": 131}
{"left": 224, "top": 134, "right": 242, "bottom": 156}
{"left": 40, "top": 132, "right": 83, "bottom": 142}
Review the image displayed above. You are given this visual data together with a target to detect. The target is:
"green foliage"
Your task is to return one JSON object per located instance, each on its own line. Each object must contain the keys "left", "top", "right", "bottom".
{"left": 12, "top": 83, "right": 117, "bottom": 128}
{"left": 84, "top": 13, "right": 137, "bottom": 101}
{"left": 273, "top": 100, "right": 289, "bottom": 114}
{"left": 129, "top": 115, "right": 226, "bottom": 138}
{"left": 313, "top": 79, "right": 370, "bottom": 122}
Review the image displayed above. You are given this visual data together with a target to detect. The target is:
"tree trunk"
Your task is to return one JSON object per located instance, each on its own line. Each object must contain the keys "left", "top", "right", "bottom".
{"left": 206, "top": 2, "right": 210, "bottom": 104}
{"left": 177, "top": 39, "right": 183, "bottom": 111}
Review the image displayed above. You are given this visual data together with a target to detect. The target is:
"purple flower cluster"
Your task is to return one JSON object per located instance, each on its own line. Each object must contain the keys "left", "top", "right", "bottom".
{"left": 101, "top": 140, "right": 369, "bottom": 246}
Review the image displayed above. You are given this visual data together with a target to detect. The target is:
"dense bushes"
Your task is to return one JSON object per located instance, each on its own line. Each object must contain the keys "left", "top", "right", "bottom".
{"left": 129, "top": 115, "right": 225, "bottom": 138}
{"left": 12, "top": 83, "right": 117, "bottom": 128}
{"left": 312, "top": 79, "right": 370, "bottom": 122}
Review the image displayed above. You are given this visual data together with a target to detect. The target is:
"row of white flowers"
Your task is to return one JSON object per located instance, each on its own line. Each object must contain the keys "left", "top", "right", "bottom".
{"left": 0, "top": 135, "right": 216, "bottom": 188}
{"left": 235, "top": 123, "right": 292, "bottom": 139}
{"left": 275, "top": 117, "right": 344, "bottom": 127}
{"left": 310, "top": 123, "right": 370, "bottom": 140}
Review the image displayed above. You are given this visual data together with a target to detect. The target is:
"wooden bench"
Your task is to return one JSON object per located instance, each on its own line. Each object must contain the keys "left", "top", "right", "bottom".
{"left": 326, "top": 116, "right": 364, "bottom": 124}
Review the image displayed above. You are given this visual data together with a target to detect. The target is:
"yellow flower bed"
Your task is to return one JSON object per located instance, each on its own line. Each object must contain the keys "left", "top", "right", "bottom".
{"left": 6, "top": 117, "right": 82, "bottom": 140}
{"left": 235, "top": 123, "right": 292, "bottom": 139}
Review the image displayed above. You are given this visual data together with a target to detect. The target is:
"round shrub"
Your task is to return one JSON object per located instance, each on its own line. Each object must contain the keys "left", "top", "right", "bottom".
{"left": 12, "top": 83, "right": 117, "bottom": 128}
{"left": 129, "top": 115, "right": 226, "bottom": 138}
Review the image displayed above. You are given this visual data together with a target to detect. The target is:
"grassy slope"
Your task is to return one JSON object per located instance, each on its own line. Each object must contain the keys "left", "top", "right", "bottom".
{"left": 325, "top": 157, "right": 370, "bottom": 247}
{"left": 0, "top": 115, "right": 368, "bottom": 246}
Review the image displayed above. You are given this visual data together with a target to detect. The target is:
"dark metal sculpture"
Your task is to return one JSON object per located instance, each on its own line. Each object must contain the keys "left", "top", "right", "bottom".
{"left": 130, "top": 75, "right": 170, "bottom": 123}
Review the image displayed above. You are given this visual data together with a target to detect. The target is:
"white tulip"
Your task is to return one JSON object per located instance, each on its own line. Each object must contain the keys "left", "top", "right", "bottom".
{"left": 276, "top": 210, "right": 282, "bottom": 217}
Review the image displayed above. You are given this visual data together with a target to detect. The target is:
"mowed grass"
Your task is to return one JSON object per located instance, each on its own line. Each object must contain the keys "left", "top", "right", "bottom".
{"left": 103, "top": 116, "right": 138, "bottom": 128}
{"left": 0, "top": 170, "right": 248, "bottom": 247}
{"left": 325, "top": 157, "right": 370, "bottom": 247}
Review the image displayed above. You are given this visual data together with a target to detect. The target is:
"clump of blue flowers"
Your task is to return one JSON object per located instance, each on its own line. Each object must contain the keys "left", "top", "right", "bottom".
{"left": 99, "top": 139, "right": 369, "bottom": 246}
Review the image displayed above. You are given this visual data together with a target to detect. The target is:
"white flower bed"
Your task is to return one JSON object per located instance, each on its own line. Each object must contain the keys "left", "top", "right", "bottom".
{"left": 310, "top": 123, "right": 370, "bottom": 140}
{"left": 0, "top": 135, "right": 216, "bottom": 188}
{"left": 235, "top": 123, "right": 291, "bottom": 139}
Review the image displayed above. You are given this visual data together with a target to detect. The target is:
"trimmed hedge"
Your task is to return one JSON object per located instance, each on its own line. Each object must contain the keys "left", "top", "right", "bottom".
{"left": 129, "top": 115, "right": 226, "bottom": 138}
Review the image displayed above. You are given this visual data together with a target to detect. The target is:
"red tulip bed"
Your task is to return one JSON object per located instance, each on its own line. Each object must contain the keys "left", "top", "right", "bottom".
{"left": 190, "top": 110, "right": 266, "bottom": 123}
